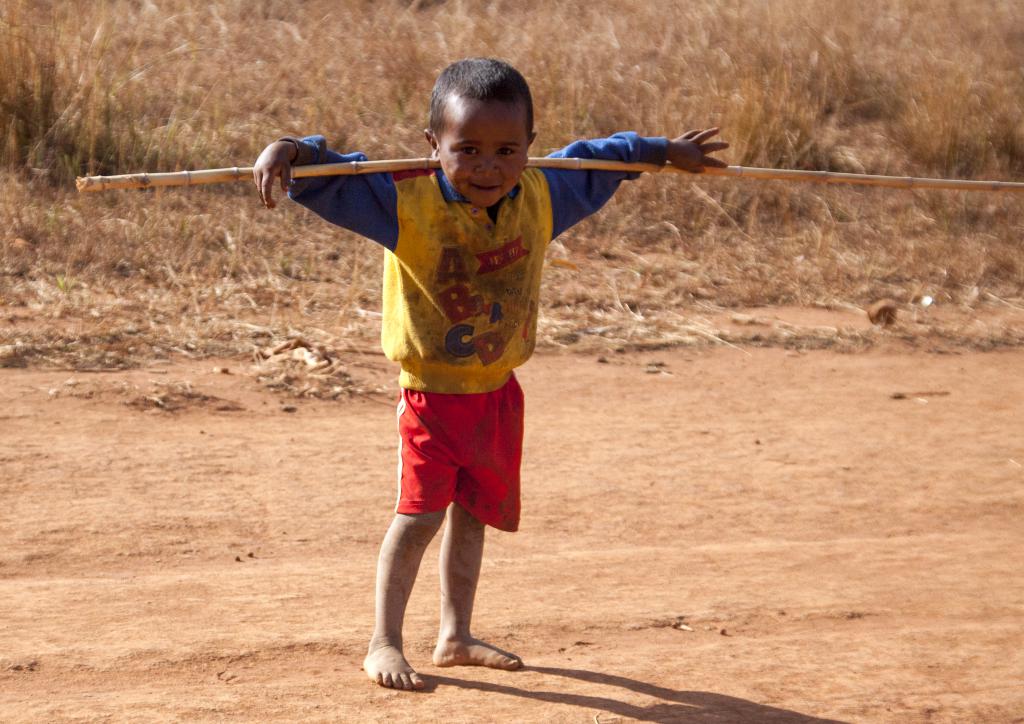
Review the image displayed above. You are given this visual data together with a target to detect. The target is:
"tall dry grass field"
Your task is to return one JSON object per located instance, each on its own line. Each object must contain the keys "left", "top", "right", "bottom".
{"left": 2, "top": 0, "right": 1023, "bottom": 366}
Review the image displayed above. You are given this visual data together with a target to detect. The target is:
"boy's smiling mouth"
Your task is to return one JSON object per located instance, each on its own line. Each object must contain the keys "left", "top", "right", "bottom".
{"left": 462, "top": 181, "right": 508, "bottom": 206}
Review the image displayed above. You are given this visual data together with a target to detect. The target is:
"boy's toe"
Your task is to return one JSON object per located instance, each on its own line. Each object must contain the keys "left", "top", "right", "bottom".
{"left": 364, "top": 643, "right": 421, "bottom": 691}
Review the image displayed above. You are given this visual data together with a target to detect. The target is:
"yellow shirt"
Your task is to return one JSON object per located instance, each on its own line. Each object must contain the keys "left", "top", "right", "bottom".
{"left": 287, "top": 133, "right": 669, "bottom": 393}
{"left": 383, "top": 168, "right": 553, "bottom": 393}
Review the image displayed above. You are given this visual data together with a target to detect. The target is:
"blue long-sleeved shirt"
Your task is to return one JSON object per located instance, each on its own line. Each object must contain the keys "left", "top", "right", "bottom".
{"left": 284, "top": 133, "right": 668, "bottom": 392}
{"left": 287, "top": 132, "right": 668, "bottom": 250}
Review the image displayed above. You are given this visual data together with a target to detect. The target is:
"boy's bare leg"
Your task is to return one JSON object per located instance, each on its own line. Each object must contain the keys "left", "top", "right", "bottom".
{"left": 432, "top": 503, "right": 522, "bottom": 670}
{"left": 364, "top": 510, "right": 445, "bottom": 690}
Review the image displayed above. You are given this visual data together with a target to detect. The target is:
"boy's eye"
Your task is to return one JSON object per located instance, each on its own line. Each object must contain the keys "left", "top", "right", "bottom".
{"left": 459, "top": 146, "right": 478, "bottom": 155}
{"left": 497, "top": 147, "right": 515, "bottom": 156}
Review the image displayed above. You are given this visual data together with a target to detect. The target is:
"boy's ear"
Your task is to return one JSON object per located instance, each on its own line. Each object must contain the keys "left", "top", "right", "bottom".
{"left": 424, "top": 128, "right": 439, "bottom": 157}
{"left": 527, "top": 130, "right": 537, "bottom": 146}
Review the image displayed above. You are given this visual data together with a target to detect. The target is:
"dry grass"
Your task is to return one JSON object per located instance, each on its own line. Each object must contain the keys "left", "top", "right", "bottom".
{"left": 2, "top": 0, "right": 1023, "bottom": 369}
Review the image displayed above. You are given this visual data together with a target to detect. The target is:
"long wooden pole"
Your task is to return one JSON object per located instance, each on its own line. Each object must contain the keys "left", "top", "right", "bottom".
{"left": 76, "top": 157, "right": 1024, "bottom": 193}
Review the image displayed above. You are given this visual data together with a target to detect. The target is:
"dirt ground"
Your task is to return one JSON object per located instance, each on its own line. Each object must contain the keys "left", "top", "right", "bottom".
{"left": 2, "top": 309, "right": 1024, "bottom": 723}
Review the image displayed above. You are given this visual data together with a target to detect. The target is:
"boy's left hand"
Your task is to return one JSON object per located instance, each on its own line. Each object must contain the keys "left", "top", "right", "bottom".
{"left": 667, "top": 128, "right": 729, "bottom": 173}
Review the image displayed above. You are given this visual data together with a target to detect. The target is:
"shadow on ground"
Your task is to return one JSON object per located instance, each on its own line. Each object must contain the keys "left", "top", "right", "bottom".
{"left": 429, "top": 665, "right": 848, "bottom": 723}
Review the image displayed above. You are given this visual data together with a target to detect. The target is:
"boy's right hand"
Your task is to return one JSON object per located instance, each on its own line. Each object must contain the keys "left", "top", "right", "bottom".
{"left": 253, "top": 140, "right": 298, "bottom": 209}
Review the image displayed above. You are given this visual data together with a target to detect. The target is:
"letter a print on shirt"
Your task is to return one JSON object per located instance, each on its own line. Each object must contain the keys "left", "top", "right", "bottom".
{"left": 436, "top": 246, "right": 470, "bottom": 284}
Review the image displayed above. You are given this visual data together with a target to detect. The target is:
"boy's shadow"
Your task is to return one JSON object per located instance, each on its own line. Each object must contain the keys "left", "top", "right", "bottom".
{"left": 428, "top": 665, "right": 848, "bottom": 723}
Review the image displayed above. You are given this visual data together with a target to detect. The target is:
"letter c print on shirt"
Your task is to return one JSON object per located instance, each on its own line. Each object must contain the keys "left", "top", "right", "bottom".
{"left": 445, "top": 324, "right": 476, "bottom": 358}
{"left": 443, "top": 323, "right": 510, "bottom": 363}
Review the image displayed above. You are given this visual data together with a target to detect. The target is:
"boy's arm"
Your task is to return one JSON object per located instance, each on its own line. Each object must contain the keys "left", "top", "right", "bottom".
{"left": 541, "top": 132, "right": 667, "bottom": 239}
{"left": 254, "top": 135, "right": 400, "bottom": 250}
{"left": 542, "top": 129, "right": 728, "bottom": 239}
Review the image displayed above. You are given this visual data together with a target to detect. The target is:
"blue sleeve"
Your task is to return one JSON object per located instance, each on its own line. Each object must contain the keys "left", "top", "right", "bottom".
{"left": 286, "top": 135, "right": 399, "bottom": 251}
{"left": 540, "top": 132, "right": 668, "bottom": 239}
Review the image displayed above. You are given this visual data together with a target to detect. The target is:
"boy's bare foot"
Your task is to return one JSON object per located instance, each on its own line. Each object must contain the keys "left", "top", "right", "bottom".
{"left": 363, "top": 641, "right": 424, "bottom": 691}
{"left": 432, "top": 636, "right": 523, "bottom": 670}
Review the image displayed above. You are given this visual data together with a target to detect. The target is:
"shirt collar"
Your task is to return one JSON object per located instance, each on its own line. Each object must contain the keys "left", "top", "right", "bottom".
{"left": 436, "top": 169, "right": 521, "bottom": 204}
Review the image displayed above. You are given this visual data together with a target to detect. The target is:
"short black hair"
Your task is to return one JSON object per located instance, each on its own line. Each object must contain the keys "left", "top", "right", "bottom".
{"left": 428, "top": 58, "right": 534, "bottom": 136}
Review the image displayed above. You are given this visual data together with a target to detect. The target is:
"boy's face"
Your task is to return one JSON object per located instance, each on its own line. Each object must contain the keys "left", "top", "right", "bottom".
{"left": 426, "top": 94, "right": 535, "bottom": 209}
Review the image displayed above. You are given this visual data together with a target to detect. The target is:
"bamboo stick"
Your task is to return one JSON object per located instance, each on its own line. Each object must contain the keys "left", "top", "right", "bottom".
{"left": 75, "top": 157, "right": 1024, "bottom": 193}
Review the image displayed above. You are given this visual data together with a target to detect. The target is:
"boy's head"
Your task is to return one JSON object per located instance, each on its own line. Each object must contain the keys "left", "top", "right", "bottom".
{"left": 425, "top": 58, "right": 536, "bottom": 209}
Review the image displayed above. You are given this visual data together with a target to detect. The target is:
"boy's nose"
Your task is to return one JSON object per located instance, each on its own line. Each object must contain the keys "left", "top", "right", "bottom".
{"left": 474, "top": 156, "right": 499, "bottom": 173}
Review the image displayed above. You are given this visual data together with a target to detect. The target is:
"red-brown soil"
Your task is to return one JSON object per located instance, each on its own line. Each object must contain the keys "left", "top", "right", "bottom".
{"left": 2, "top": 328, "right": 1023, "bottom": 722}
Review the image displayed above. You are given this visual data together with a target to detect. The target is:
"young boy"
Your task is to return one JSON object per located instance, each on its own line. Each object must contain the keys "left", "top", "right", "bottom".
{"left": 253, "top": 58, "right": 727, "bottom": 691}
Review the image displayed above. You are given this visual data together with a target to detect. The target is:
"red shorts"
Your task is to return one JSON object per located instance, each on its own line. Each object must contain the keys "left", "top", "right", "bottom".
{"left": 396, "top": 374, "right": 524, "bottom": 531}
